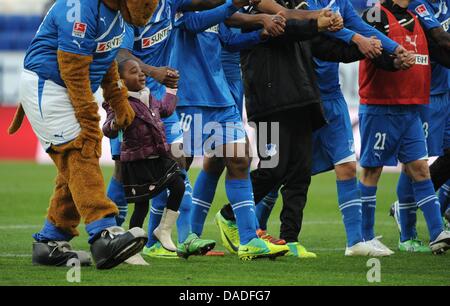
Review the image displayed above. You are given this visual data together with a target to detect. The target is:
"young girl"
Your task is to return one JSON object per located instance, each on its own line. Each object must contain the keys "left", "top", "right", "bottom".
{"left": 103, "top": 59, "right": 185, "bottom": 260}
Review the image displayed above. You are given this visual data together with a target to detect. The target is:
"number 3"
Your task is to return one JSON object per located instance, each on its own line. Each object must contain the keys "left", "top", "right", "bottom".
{"left": 374, "top": 132, "right": 386, "bottom": 150}
{"left": 422, "top": 122, "right": 429, "bottom": 139}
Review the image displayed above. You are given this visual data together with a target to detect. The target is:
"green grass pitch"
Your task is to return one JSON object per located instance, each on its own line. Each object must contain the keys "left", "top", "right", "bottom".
{"left": 0, "top": 161, "right": 449, "bottom": 286}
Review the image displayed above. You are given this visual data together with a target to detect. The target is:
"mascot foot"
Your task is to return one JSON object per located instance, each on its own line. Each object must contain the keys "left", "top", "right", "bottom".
{"left": 32, "top": 241, "right": 92, "bottom": 267}
{"left": 90, "top": 226, "right": 147, "bottom": 270}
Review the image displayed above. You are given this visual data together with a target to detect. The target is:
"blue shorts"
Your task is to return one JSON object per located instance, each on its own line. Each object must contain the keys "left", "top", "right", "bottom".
{"left": 359, "top": 107, "right": 428, "bottom": 168}
{"left": 227, "top": 79, "right": 244, "bottom": 117}
{"left": 419, "top": 92, "right": 450, "bottom": 156}
{"left": 108, "top": 112, "right": 183, "bottom": 160}
{"left": 177, "top": 105, "right": 246, "bottom": 156}
{"left": 312, "top": 97, "right": 356, "bottom": 175}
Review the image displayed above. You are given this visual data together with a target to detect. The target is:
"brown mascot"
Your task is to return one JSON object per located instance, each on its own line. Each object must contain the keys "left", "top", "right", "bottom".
{"left": 8, "top": 0, "right": 158, "bottom": 269}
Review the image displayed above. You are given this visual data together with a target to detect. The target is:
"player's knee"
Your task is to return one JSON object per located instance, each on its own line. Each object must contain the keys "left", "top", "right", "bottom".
{"left": 113, "top": 161, "right": 122, "bottom": 182}
{"left": 203, "top": 157, "right": 225, "bottom": 176}
{"left": 335, "top": 162, "right": 356, "bottom": 180}
{"left": 361, "top": 167, "right": 382, "bottom": 185}
{"left": 225, "top": 156, "right": 250, "bottom": 178}
{"left": 406, "top": 160, "right": 430, "bottom": 182}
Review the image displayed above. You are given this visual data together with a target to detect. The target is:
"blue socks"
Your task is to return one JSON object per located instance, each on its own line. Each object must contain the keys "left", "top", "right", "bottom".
{"left": 107, "top": 177, "right": 127, "bottom": 226}
{"left": 359, "top": 181, "right": 377, "bottom": 241}
{"left": 86, "top": 216, "right": 117, "bottom": 244}
{"left": 413, "top": 179, "right": 443, "bottom": 241}
{"left": 191, "top": 170, "right": 220, "bottom": 236}
{"left": 33, "top": 219, "right": 74, "bottom": 242}
{"left": 226, "top": 178, "right": 257, "bottom": 245}
{"left": 337, "top": 178, "right": 363, "bottom": 247}
{"left": 177, "top": 171, "right": 192, "bottom": 243}
{"left": 438, "top": 181, "right": 450, "bottom": 216}
{"left": 146, "top": 190, "right": 167, "bottom": 248}
{"left": 396, "top": 172, "right": 418, "bottom": 242}
{"left": 255, "top": 190, "right": 279, "bottom": 231}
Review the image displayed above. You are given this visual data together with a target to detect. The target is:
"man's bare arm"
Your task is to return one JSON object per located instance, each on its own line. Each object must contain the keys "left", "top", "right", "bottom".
{"left": 225, "top": 12, "right": 286, "bottom": 36}
{"left": 428, "top": 27, "right": 450, "bottom": 51}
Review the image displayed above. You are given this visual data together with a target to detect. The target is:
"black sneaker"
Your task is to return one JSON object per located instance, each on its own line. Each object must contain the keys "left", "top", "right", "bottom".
{"left": 90, "top": 226, "right": 147, "bottom": 270}
{"left": 32, "top": 241, "right": 92, "bottom": 267}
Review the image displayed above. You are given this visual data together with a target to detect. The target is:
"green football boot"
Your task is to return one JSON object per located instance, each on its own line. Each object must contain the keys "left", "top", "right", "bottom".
{"left": 142, "top": 242, "right": 178, "bottom": 259}
{"left": 177, "top": 233, "right": 216, "bottom": 259}
{"left": 398, "top": 239, "right": 431, "bottom": 253}
{"left": 238, "top": 237, "right": 289, "bottom": 261}
{"left": 286, "top": 242, "right": 317, "bottom": 258}
{"left": 215, "top": 211, "right": 240, "bottom": 254}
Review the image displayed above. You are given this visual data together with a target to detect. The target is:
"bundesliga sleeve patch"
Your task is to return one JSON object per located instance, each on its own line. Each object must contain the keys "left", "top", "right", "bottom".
{"left": 72, "top": 22, "right": 87, "bottom": 38}
{"left": 415, "top": 4, "right": 430, "bottom": 17}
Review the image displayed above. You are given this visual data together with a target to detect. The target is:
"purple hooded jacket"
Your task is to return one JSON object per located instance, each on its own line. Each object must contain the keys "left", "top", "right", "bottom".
{"left": 102, "top": 92, "right": 177, "bottom": 162}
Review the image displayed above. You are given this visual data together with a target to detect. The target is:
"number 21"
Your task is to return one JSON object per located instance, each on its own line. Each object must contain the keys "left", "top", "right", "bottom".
{"left": 374, "top": 132, "right": 386, "bottom": 150}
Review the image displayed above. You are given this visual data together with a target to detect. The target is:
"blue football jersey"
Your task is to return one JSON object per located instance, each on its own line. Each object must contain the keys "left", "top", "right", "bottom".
{"left": 221, "top": 26, "right": 242, "bottom": 82}
{"left": 409, "top": 0, "right": 450, "bottom": 95}
{"left": 122, "top": 0, "right": 191, "bottom": 100}
{"left": 169, "top": 1, "right": 240, "bottom": 107}
{"left": 24, "top": 0, "right": 125, "bottom": 93}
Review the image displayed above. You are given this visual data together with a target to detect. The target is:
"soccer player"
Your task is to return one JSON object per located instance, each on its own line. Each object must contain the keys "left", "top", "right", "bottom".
{"left": 116, "top": 0, "right": 225, "bottom": 259}
{"left": 359, "top": 0, "right": 450, "bottom": 254}
{"left": 170, "top": 0, "right": 291, "bottom": 260}
{"left": 388, "top": 0, "right": 450, "bottom": 252}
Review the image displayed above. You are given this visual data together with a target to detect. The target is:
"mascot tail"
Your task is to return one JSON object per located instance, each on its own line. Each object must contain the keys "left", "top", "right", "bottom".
{"left": 8, "top": 104, "right": 25, "bottom": 135}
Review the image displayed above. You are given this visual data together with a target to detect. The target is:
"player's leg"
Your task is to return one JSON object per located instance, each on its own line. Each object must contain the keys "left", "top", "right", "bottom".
{"left": 255, "top": 189, "right": 279, "bottom": 231}
{"left": 191, "top": 156, "right": 224, "bottom": 236}
{"left": 107, "top": 157, "right": 127, "bottom": 226}
{"left": 219, "top": 106, "right": 288, "bottom": 260}
{"left": 401, "top": 114, "right": 450, "bottom": 254}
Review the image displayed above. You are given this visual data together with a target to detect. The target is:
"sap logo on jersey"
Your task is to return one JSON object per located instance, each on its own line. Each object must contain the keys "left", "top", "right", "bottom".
{"left": 142, "top": 25, "right": 172, "bottom": 49}
{"left": 72, "top": 22, "right": 87, "bottom": 38}
{"left": 96, "top": 34, "right": 124, "bottom": 53}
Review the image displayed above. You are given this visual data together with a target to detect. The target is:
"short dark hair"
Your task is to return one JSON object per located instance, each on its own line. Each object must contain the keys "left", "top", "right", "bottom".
{"left": 118, "top": 59, "right": 134, "bottom": 77}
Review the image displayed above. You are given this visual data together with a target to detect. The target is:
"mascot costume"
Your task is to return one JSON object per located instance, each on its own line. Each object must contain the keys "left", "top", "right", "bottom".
{"left": 8, "top": 0, "right": 158, "bottom": 269}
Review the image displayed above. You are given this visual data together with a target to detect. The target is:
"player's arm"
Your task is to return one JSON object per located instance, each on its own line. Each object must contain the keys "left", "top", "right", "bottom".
{"left": 117, "top": 49, "right": 179, "bottom": 88}
{"left": 225, "top": 12, "right": 286, "bottom": 36}
{"left": 311, "top": 35, "right": 365, "bottom": 63}
{"left": 427, "top": 32, "right": 450, "bottom": 68}
{"left": 255, "top": 0, "right": 319, "bottom": 20}
{"left": 428, "top": 27, "right": 450, "bottom": 50}
{"left": 341, "top": 0, "right": 399, "bottom": 54}
{"left": 183, "top": 0, "right": 226, "bottom": 11}
{"left": 180, "top": 0, "right": 254, "bottom": 33}
{"left": 219, "top": 23, "right": 267, "bottom": 52}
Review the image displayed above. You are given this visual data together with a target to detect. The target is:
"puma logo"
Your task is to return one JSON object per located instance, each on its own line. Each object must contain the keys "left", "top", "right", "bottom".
{"left": 405, "top": 35, "right": 418, "bottom": 53}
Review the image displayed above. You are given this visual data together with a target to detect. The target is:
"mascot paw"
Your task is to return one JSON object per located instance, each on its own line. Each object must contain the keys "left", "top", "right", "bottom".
{"left": 114, "top": 100, "right": 135, "bottom": 129}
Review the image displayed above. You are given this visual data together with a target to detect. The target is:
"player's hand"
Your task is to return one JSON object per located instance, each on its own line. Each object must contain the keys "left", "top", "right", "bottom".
{"left": 394, "top": 50, "right": 415, "bottom": 70}
{"left": 317, "top": 9, "right": 334, "bottom": 32}
{"left": 261, "top": 12, "right": 286, "bottom": 37}
{"left": 148, "top": 66, "right": 179, "bottom": 89}
{"left": 328, "top": 12, "right": 344, "bottom": 32}
{"left": 232, "top": 0, "right": 261, "bottom": 8}
{"left": 352, "top": 33, "right": 383, "bottom": 59}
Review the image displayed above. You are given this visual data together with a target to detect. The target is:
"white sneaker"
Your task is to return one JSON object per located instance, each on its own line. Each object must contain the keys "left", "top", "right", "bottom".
{"left": 429, "top": 231, "right": 450, "bottom": 254}
{"left": 391, "top": 201, "right": 402, "bottom": 233}
{"left": 124, "top": 253, "right": 149, "bottom": 265}
{"left": 345, "top": 241, "right": 391, "bottom": 257}
{"left": 367, "top": 236, "right": 395, "bottom": 255}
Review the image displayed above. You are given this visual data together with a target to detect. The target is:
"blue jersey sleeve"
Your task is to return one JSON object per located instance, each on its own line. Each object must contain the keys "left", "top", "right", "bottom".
{"left": 55, "top": 0, "right": 98, "bottom": 56}
{"left": 172, "top": 0, "right": 194, "bottom": 12}
{"left": 409, "top": 0, "right": 442, "bottom": 30}
{"left": 219, "top": 23, "right": 262, "bottom": 52}
{"left": 177, "top": 0, "right": 239, "bottom": 33}
{"left": 338, "top": 0, "right": 399, "bottom": 54}
{"left": 121, "top": 23, "right": 135, "bottom": 51}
